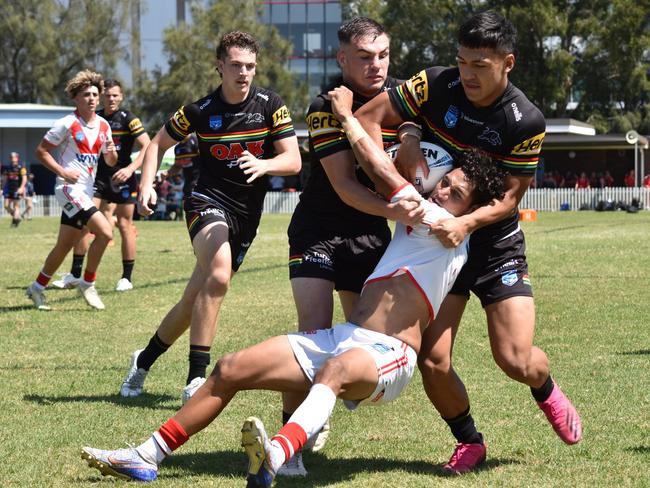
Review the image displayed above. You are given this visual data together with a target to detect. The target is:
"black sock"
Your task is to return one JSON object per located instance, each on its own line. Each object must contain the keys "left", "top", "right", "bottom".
{"left": 122, "top": 260, "right": 135, "bottom": 281}
{"left": 187, "top": 346, "right": 211, "bottom": 384}
{"left": 71, "top": 254, "right": 85, "bottom": 279}
{"left": 444, "top": 407, "right": 483, "bottom": 444}
{"left": 531, "top": 375, "right": 554, "bottom": 403}
{"left": 137, "top": 332, "right": 171, "bottom": 371}
{"left": 282, "top": 411, "right": 292, "bottom": 425}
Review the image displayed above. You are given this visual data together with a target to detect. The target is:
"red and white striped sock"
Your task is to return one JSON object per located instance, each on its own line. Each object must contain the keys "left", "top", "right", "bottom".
{"left": 35, "top": 270, "right": 51, "bottom": 289}
{"left": 269, "top": 383, "right": 336, "bottom": 470}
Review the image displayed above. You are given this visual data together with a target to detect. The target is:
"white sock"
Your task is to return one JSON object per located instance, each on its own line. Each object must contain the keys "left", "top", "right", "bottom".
{"left": 289, "top": 383, "right": 337, "bottom": 441}
{"left": 32, "top": 281, "right": 45, "bottom": 291}
{"left": 136, "top": 434, "right": 168, "bottom": 465}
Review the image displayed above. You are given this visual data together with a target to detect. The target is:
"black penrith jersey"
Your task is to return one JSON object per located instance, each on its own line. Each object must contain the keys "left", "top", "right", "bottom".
{"left": 298, "top": 76, "right": 400, "bottom": 228}
{"left": 96, "top": 108, "right": 146, "bottom": 174}
{"left": 165, "top": 85, "right": 295, "bottom": 220}
{"left": 389, "top": 66, "right": 546, "bottom": 241}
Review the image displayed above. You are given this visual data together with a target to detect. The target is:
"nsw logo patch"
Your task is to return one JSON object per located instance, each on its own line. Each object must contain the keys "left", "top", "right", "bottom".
{"left": 501, "top": 270, "right": 518, "bottom": 287}
{"left": 209, "top": 115, "right": 222, "bottom": 130}
{"left": 444, "top": 105, "right": 460, "bottom": 128}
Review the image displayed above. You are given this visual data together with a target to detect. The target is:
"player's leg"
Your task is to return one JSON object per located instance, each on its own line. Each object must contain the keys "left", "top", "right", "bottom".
{"left": 114, "top": 202, "right": 136, "bottom": 290}
{"left": 486, "top": 296, "right": 581, "bottom": 444}
{"left": 84, "top": 335, "right": 309, "bottom": 482}
{"left": 418, "top": 293, "right": 488, "bottom": 474}
{"left": 10, "top": 198, "right": 22, "bottom": 226}
{"left": 77, "top": 210, "right": 113, "bottom": 309}
{"left": 291, "top": 277, "right": 336, "bottom": 328}
{"left": 27, "top": 220, "right": 82, "bottom": 309}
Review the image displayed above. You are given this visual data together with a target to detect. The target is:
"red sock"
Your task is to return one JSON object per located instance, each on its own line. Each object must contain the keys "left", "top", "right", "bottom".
{"left": 155, "top": 418, "right": 189, "bottom": 454}
{"left": 83, "top": 270, "right": 97, "bottom": 283}
{"left": 36, "top": 271, "right": 51, "bottom": 287}
{"left": 272, "top": 422, "right": 307, "bottom": 460}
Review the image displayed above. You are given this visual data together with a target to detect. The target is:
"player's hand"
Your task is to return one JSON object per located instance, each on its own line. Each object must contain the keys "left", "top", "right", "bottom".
{"left": 388, "top": 194, "right": 425, "bottom": 226}
{"left": 137, "top": 185, "right": 157, "bottom": 216}
{"left": 62, "top": 168, "right": 81, "bottom": 184}
{"left": 112, "top": 167, "right": 133, "bottom": 184}
{"left": 328, "top": 86, "right": 354, "bottom": 121}
{"left": 102, "top": 140, "right": 117, "bottom": 155}
{"left": 239, "top": 151, "right": 268, "bottom": 183}
{"left": 429, "top": 218, "right": 468, "bottom": 248}
{"left": 395, "top": 136, "right": 428, "bottom": 182}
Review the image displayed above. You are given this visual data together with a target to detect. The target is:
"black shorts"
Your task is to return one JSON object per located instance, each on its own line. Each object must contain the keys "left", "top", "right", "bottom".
{"left": 184, "top": 194, "right": 258, "bottom": 272}
{"left": 288, "top": 215, "right": 391, "bottom": 294}
{"left": 4, "top": 190, "right": 21, "bottom": 200}
{"left": 450, "top": 230, "right": 533, "bottom": 307}
{"left": 60, "top": 206, "right": 98, "bottom": 230}
{"left": 94, "top": 172, "right": 137, "bottom": 204}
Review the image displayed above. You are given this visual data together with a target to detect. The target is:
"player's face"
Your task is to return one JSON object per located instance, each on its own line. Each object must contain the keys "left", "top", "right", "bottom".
{"left": 73, "top": 85, "right": 100, "bottom": 115}
{"left": 218, "top": 47, "right": 257, "bottom": 99}
{"left": 430, "top": 168, "right": 475, "bottom": 217}
{"left": 338, "top": 33, "right": 390, "bottom": 98}
{"left": 103, "top": 86, "right": 123, "bottom": 114}
{"left": 457, "top": 45, "right": 514, "bottom": 108}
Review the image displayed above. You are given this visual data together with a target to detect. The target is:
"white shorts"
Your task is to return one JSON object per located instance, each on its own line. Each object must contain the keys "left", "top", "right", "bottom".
{"left": 55, "top": 183, "right": 95, "bottom": 218}
{"left": 287, "top": 322, "right": 417, "bottom": 410}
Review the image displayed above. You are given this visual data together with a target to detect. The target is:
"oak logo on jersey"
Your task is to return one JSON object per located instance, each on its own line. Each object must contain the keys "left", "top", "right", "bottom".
{"left": 511, "top": 132, "right": 545, "bottom": 155}
{"left": 406, "top": 70, "right": 429, "bottom": 106}
{"left": 173, "top": 107, "right": 191, "bottom": 132}
{"left": 272, "top": 106, "right": 291, "bottom": 126}
{"left": 209, "top": 141, "right": 264, "bottom": 161}
{"left": 306, "top": 111, "right": 341, "bottom": 132}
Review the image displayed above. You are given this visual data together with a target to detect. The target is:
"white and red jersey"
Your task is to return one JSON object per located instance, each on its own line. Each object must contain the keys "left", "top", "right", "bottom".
{"left": 365, "top": 185, "right": 469, "bottom": 320}
{"left": 43, "top": 110, "right": 111, "bottom": 193}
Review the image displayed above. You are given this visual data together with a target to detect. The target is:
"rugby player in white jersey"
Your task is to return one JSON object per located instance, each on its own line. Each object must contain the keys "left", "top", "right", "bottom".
{"left": 27, "top": 70, "right": 117, "bottom": 311}
{"left": 80, "top": 86, "right": 506, "bottom": 485}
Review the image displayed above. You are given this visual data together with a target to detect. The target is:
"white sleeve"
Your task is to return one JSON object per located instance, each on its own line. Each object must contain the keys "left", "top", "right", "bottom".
{"left": 43, "top": 117, "right": 69, "bottom": 146}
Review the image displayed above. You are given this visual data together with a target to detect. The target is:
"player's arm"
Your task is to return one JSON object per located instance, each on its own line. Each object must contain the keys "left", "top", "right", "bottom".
{"left": 325, "top": 88, "right": 424, "bottom": 222}
{"left": 17, "top": 168, "right": 27, "bottom": 195}
{"left": 35, "top": 139, "right": 80, "bottom": 184}
{"left": 101, "top": 128, "right": 118, "bottom": 167}
{"left": 138, "top": 127, "right": 177, "bottom": 216}
{"left": 113, "top": 132, "right": 152, "bottom": 185}
{"left": 239, "top": 135, "right": 301, "bottom": 184}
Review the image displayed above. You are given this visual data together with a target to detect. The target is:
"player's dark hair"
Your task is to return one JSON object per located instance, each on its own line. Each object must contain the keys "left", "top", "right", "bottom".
{"left": 338, "top": 17, "right": 388, "bottom": 44}
{"left": 216, "top": 31, "right": 259, "bottom": 60}
{"left": 458, "top": 10, "right": 516, "bottom": 55}
{"left": 103, "top": 79, "right": 122, "bottom": 90}
{"left": 457, "top": 148, "right": 506, "bottom": 206}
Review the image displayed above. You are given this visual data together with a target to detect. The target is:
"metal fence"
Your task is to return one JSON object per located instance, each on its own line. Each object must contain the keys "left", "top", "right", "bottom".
{"left": 2, "top": 187, "right": 649, "bottom": 218}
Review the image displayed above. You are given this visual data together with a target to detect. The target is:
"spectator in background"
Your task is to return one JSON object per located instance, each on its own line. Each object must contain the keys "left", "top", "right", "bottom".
{"left": 563, "top": 171, "right": 576, "bottom": 188}
{"left": 624, "top": 170, "right": 635, "bottom": 187}
{"left": 575, "top": 172, "right": 590, "bottom": 189}
{"left": 22, "top": 173, "right": 35, "bottom": 220}
{"left": 552, "top": 170, "right": 564, "bottom": 188}
{"left": 541, "top": 172, "right": 556, "bottom": 188}
{"left": 643, "top": 173, "right": 650, "bottom": 188}
{"left": 602, "top": 170, "right": 614, "bottom": 187}
{"left": 589, "top": 172, "right": 599, "bottom": 188}
{"left": 2, "top": 151, "right": 27, "bottom": 227}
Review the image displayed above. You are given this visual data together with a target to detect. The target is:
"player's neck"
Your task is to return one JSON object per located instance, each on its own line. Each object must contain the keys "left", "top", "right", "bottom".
{"left": 76, "top": 108, "right": 97, "bottom": 125}
{"left": 220, "top": 85, "right": 250, "bottom": 105}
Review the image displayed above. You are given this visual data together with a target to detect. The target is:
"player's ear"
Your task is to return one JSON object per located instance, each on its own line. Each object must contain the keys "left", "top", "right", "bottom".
{"left": 504, "top": 53, "right": 515, "bottom": 74}
{"left": 336, "top": 48, "right": 346, "bottom": 69}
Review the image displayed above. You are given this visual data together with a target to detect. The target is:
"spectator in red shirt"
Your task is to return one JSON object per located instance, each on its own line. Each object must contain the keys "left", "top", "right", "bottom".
{"left": 575, "top": 172, "right": 590, "bottom": 189}
{"left": 643, "top": 173, "right": 650, "bottom": 188}
{"left": 601, "top": 170, "right": 614, "bottom": 187}
{"left": 624, "top": 170, "right": 636, "bottom": 187}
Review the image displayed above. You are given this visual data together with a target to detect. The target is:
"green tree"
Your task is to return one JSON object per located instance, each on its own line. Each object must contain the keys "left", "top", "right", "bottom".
{"left": 0, "top": 0, "right": 128, "bottom": 104}
{"left": 133, "top": 0, "right": 308, "bottom": 129}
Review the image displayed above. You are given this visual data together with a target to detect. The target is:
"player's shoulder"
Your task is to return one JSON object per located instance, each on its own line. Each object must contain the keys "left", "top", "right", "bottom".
{"left": 96, "top": 114, "right": 111, "bottom": 129}
{"left": 501, "top": 83, "right": 545, "bottom": 141}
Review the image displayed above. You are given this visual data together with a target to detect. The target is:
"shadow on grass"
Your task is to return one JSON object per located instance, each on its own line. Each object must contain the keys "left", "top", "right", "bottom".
{"left": 160, "top": 450, "right": 519, "bottom": 484}
{"left": 2, "top": 263, "right": 282, "bottom": 313}
{"left": 626, "top": 446, "right": 650, "bottom": 454}
{"left": 618, "top": 349, "right": 650, "bottom": 356}
{"left": 23, "top": 392, "right": 177, "bottom": 411}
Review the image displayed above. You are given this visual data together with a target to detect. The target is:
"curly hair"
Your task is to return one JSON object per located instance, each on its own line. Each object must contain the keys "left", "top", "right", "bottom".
{"left": 65, "top": 70, "right": 103, "bottom": 99}
{"left": 457, "top": 148, "right": 506, "bottom": 206}
{"left": 216, "top": 31, "right": 259, "bottom": 61}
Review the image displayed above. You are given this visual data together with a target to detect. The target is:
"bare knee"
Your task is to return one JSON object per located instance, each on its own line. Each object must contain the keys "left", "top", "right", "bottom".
{"left": 211, "top": 353, "right": 243, "bottom": 390}
{"left": 116, "top": 218, "right": 132, "bottom": 237}
{"left": 203, "top": 269, "right": 230, "bottom": 297}
{"left": 493, "top": 350, "right": 531, "bottom": 381}
{"left": 417, "top": 348, "right": 452, "bottom": 379}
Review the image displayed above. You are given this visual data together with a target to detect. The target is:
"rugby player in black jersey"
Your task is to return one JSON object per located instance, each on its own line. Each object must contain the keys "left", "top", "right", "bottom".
{"left": 355, "top": 10, "right": 581, "bottom": 474}
{"left": 166, "top": 133, "right": 200, "bottom": 204}
{"left": 3, "top": 151, "right": 27, "bottom": 227}
{"left": 281, "top": 18, "right": 424, "bottom": 475}
{"left": 52, "top": 79, "right": 151, "bottom": 292}
{"left": 119, "top": 31, "right": 301, "bottom": 404}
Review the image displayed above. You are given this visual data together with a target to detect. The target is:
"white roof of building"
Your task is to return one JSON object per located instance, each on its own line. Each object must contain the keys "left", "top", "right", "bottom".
{"left": 0, "top": 103, "right": 75, "bottom": 128}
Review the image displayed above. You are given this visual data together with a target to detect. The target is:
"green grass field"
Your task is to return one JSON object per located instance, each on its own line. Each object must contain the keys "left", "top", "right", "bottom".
{"left": 1, "top": 212, "right": 650, "bottom": 487}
